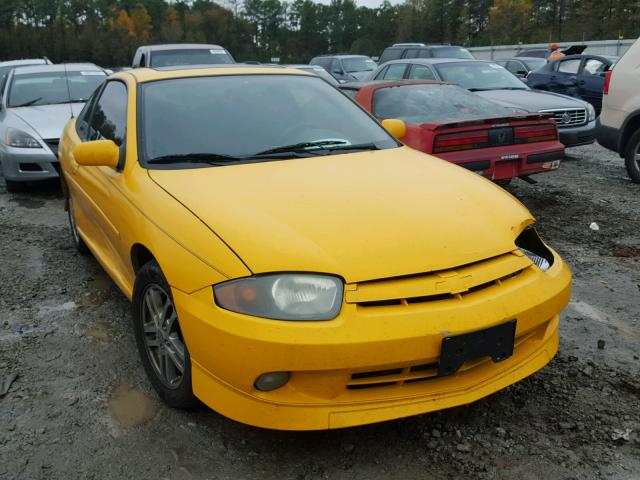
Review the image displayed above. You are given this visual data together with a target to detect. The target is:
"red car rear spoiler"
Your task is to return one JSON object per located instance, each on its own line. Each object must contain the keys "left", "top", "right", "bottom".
{"left": 420, "top": 113, "right": 555, "bottom": 131}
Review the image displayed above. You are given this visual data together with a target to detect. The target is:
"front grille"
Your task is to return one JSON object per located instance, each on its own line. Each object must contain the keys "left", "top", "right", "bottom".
{"left": 44, "top": 139, "right": 60, "bottom": 158}
{"left": 346, "top": 252, "right": 531, "bottom": 308}
{"left": 345, "top": 331, "right": 537, "bottom": 390}
{"left": 539, "top": 108, "right": 587, "bottom": 127}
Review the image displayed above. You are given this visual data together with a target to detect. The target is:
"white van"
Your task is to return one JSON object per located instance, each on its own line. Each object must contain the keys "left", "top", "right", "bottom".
{"left": 596, "top": 37, "right": 640, "bottom": 183}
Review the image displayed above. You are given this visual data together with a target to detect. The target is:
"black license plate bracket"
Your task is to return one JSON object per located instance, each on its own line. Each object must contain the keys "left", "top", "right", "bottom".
{"left": 438, "top": 320, "right": 516, "bottom": 377}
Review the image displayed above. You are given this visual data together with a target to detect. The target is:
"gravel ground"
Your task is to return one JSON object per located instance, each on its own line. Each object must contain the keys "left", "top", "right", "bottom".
{"left": 0, "top": 143, "right": 638, "bottom": 480}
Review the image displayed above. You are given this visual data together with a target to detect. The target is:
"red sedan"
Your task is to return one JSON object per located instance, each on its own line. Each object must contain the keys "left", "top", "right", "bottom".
{"left": 341, "top": 80, "right": 565, "bottom": 182}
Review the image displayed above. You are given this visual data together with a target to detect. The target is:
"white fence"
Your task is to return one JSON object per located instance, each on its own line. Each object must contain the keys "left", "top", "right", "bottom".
{"left": 468, "top": 39, "right": 637, "bottom": 60}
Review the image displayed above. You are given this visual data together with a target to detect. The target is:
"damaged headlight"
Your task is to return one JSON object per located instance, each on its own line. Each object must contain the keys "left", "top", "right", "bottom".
{"left": 515, "top": 227, "right": 554, "bottom": 272}
{"left": 214, "top": 273, "right": 343, "bottom": 321}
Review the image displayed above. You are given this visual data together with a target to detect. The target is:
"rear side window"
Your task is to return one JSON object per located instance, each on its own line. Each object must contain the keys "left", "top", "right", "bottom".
{"left": 582, "top": 59, "right": 607, "bottom": 76}
{"left": 149, "top": 49, "right": 234, "bottom": 68}
{"left": 417, "top": 49, "right": 433, "bottom": 59}
{"left": 379, "top": 48, "right": 403, "bottom": 64}
{"left": 311, "top": 57, "right": 332, "bottom": 70}
{"left": 404, "top": 49, "right": 420, "bottom": 59}
{"left": 382, "top": 63, "right": 408, "bottom": 80}
{"left": 87, "top": 81, "right": 127, "bottom": 146}
{"left": 408, "top": 64, "right": 436, "bottom": 80}
{"left": 431, "top": 47, "right": 474, "bottom": 59}
{"left": 558, "top": 59, "right": 581, "bottom": 74}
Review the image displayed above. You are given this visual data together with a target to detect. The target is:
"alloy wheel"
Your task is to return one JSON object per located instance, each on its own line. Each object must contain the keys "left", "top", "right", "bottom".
{"left": 141, "top": 285, "right": 186, "bottom": 389}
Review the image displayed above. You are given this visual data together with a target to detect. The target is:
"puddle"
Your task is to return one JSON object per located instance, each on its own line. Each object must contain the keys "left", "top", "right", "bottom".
{"left": 108, "top": 384, "right": 155, "bottom": 428}
{"left": 85, "top": 322, "right": 110, "bottom": 341}
{"left": 13, "top": 196, "right": 45, "bottom": 209}
{"left": 24, "top": 245, "right": 44, "bottom": 280}
{"left": 78, "top": 275, "right": 115, "bottom": 308}
{"left": 37, "top": 301, "right": 77, "bottom": 317}
{"left": 569, "top": 300, "right": 640, "bottom": 339}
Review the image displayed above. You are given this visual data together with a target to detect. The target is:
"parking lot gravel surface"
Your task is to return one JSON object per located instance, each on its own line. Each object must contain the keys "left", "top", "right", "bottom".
{"left": 0, "top": 143, "right": 638, "bottom": 480}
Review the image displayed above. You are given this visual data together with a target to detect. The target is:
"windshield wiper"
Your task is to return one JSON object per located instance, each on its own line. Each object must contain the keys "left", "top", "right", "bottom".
{"left": 12, "top": 97, "right": 43, "bottom": 107}
{"left": 147, "top": 153, "right": 243, "bottom": 165}
{"left": 254, "top": 140, "right": 349, "bottom": 156}
{"left": 324, "top": 142, "right": 381, "bottom": 152}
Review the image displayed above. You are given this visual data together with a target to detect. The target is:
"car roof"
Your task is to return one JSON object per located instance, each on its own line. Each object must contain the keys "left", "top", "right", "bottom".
{"left": 0, "top": 59, "right": 49, "bottom": 67}
{"left": 340, "top": 80, "right": 447, "bottom": 90}
{"left": 11, "top": 63, "right": 104, "bottom": 75}
{"left": 140, "top": 44, "right": 226, "bottom": 52}
{"left": 119, "top": 65, "right": 313, "bottom": 83}
{"left": 381, "top": 58, "right": 490, "bottom": 66}
{"left": 313, "top": 54, "right": 371, "bottom": 59}
{"left": 560, "top": 54, "right": 619, "bottom": 62}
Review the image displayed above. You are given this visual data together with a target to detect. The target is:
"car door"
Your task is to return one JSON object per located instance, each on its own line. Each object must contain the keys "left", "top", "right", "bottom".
{"left": 549, "top": 58, "right": 581, "bottom": 96}
{"left": 577, "top": 57, "right": 608, "bottom": 113}
{"left": 68, "top": 80, "right": 131, "bottom": 283}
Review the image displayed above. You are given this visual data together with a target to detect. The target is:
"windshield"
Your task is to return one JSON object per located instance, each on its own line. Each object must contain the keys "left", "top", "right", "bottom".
{"left": 431, "top": 47, "right": 475, "bottom": 59}
{"left": 140, "top": 74, "right": 397, "bottom": 164}
{"left": 373, "top": 84, "right": 513, "bottom": 124}
{"left": 8, "top": 71, "right": 106, "bottom": 107}
{"left": 342, "top": 58, "right": 377, "bottom": 73}
{"left": 435, "top": 62, "right": 528, "bottom": 91}
{"left": 522, "top": 59, "right": 547, "bottom": 71}
{"left": 149, "top": 49, "right": 234, "bottom": 67}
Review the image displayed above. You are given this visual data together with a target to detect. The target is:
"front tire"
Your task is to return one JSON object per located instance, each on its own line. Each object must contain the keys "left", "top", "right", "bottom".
{"left": 624, "top": 129, "right": 640, "bottom": 184}
{"left": 132, "top": 260, "right": 197, "bottom": 409}
{"left": 67, "top": 195, "right": 89, "bottom": 254}
{"left": 5, "top": 179, "right": 22, "bottom": 193}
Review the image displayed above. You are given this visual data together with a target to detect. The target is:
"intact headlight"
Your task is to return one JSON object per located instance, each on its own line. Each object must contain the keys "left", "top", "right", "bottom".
{"left": 587, "top": 103, "right": 596, "bottom": 122}
{"left": 515, "top": 227, "right": 554, "bottom": 272}
{"left": 214, "top": 273, "right": 343, "bottom": 321}
{"left": 4, "top": 127, "right": 41, "bottom": 148}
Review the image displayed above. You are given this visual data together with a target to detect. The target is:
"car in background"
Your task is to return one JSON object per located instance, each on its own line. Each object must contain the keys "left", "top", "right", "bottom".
{"left": 284, "top": 65, "right": 339, "bottom": 86}
{"left": 132, "top": 44, "right": 235, "bottom": 68}
{"left": 379, "top": 43, "right": 474, "bottom": 64}
{"left": 596, "top": 38, "right": 640, "bottom": 183}
{"left": 496, "top": 57, "right": 547, "bottom": 80}
{"left": 527, "top": 54, "right": 618, "bottom": 114}
{"left": 0, "top": 63, "right": 107, "bottom": 192}
{"left": 309, "top": 54, "right": 377, "bottom": 83}
{"left": 0, "top": 58, "right": 53, "bottom": 89}
{"left": 516, "top": 45, "right": 587, "bottom": 59}
{"left": 341, "top": 80, "right": 564, "bottom": 182}
{"left": 369, "top": 58, "right": 597, "bottom": 147}
{"left": 59, "top": 65, "right": 571, "bottom": 430}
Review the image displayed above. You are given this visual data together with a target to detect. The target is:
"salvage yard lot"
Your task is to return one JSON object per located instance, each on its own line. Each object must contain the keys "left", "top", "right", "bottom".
{"left": 0, "top": 143, "right": 638, "bottom": 479}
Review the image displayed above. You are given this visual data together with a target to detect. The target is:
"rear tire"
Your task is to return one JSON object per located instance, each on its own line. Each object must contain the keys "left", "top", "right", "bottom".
{"left": 132, "top": 260, "right": 198, "bottom": 409}
{"left": 624, "top": 129, "right": 640, "bottom": 184}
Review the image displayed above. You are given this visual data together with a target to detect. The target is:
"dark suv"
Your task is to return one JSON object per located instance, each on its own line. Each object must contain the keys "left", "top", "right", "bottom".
{"left": 379, "top": 43, "right": 474, "bottom": 64}
{"left": 309, "top": 54, "right": 377, "bottom": 83}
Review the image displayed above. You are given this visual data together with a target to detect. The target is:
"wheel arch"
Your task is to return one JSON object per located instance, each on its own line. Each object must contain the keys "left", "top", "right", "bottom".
{"left": 620, "top": 111, "right": 640, "bottom": 156}
{"left": 131, "top": 243, "right": 157, "bottom": 275}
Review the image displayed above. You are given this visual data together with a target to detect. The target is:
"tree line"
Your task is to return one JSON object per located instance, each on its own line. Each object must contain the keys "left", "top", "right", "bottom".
{"left": 0, "top": 0, "right": 638, "bottom": 67}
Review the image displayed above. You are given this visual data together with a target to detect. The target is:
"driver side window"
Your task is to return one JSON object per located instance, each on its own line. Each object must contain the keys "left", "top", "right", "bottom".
{"left": 87, "top": 81, "right": 128, "bottom": 146}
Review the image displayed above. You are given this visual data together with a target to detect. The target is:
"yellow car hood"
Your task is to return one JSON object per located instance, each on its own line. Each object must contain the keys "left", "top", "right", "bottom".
{"left": 148, "top": 147, "right": 533, "bottom": 283}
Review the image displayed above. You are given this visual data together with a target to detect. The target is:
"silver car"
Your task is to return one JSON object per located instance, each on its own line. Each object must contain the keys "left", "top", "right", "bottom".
{"left": 0, "top": 63, "right": 107, "bottom": 192}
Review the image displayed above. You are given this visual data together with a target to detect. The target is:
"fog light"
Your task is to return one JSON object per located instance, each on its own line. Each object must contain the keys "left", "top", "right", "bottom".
{"left": 254, "top": 372, "right": 290, "bottom": 392}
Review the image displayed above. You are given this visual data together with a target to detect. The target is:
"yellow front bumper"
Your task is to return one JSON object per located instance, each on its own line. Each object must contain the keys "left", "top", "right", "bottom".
{"left": 174, "top": 254, "right": 571, "bottom": 430}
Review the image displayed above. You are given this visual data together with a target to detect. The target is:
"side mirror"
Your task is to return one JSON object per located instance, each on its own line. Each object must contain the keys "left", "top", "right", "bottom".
{"left": 73, "top": 139, "right": 120, "bottom": 168}
{"left": 381, "top": 118, "right": 407, "bottom": 139}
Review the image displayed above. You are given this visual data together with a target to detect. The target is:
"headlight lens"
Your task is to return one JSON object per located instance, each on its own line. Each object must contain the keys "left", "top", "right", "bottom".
{"left": 5, "top": 127, "right": 41, "bottom": 148}
{"left": 214, "top": 273, "right": 343, "bottom": 321}
{"left": 587, "top": 103, "right": 596, "bottom": 122}
{"left": 515, "top": 227, "right": 554, "bottom": 272}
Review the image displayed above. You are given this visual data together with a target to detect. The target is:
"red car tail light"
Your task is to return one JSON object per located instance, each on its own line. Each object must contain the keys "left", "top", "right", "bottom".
{"left": 433, "top": 130, "right": 489, "bottom": 153}
{"left": 603, "top": 70, "right": 612, "bottom": 95}
{"left": 514, "top": 125, "right": 558, "bottom": 143}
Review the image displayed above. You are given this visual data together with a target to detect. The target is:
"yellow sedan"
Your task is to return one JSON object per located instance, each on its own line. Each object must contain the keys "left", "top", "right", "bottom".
{"left": 59, "top": 66, "right": 571, "bottom": 430}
